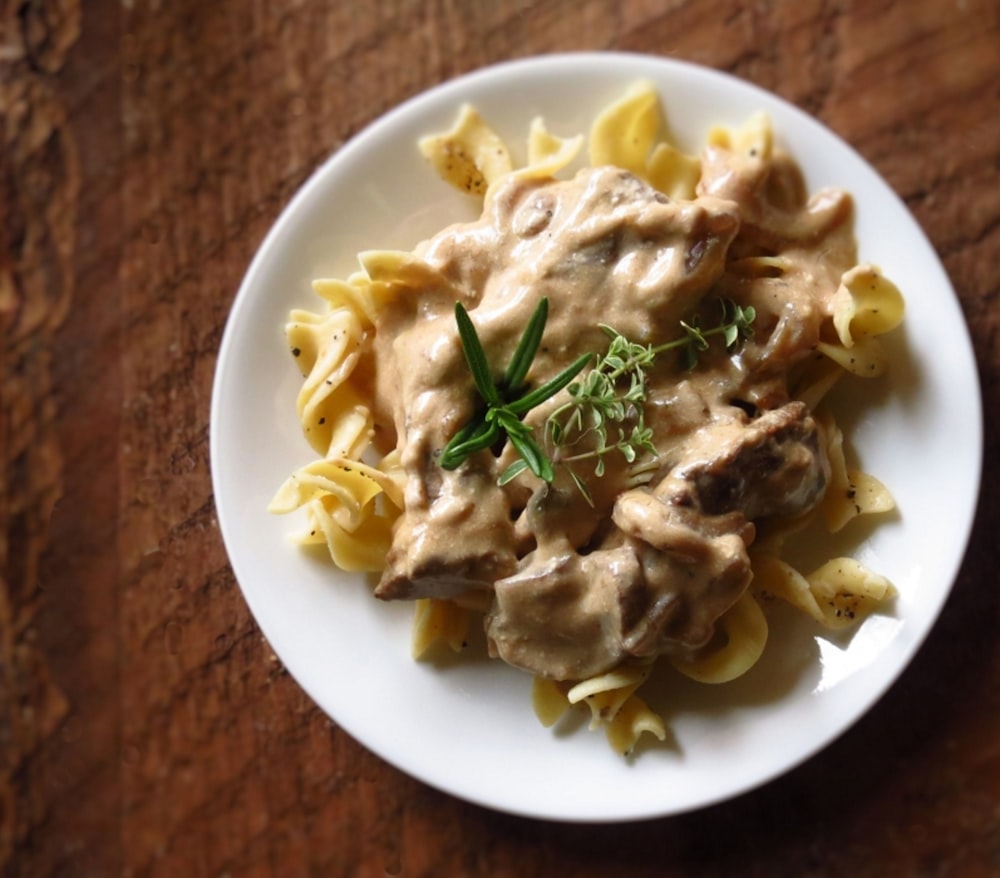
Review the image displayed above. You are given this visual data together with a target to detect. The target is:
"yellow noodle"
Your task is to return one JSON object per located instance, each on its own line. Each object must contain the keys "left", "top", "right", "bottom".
{"left": 521, "top": 117, "right": 584, "bottom": 178}
{"left": 604, "top": 695, "right": 667, "bottom": 756}
{"left": 672, "top": 591, "right": 768, "bottom": 684}
{"left": 532, "top": 677, "right": 571, "bottom": 728}
{"left": 417, "top": 104, "right": 513, "bottom": 195}
{"left": 832, "top": 264, "right": 905, "bottom": 347}
{"left": 818, "top": 414, "right": 895, "bottom": 533}
{"left": 589, "top": 79, "right": 701, "bottom": 199}
{"left": 751, "top": 553, "right": 895, "bottom": 630}
{"left": 412, "top": 598, "right": 471, "bottom": 658}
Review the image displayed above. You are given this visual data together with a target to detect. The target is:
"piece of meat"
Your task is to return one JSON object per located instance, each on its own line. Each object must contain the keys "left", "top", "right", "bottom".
{"left": 486, "top": 545, "right": 639, "bottom": 680}
{"left": 375, "top": 467, "right": 518, "bottom": 601}
{"left": 612, "top": 490, "right": 753, "bottom": 659}
{"left": 376, "top": 541, "right": 515, "bottom": 601}
{"left": 677, "top": 401, "right": 828, "bottom": 520}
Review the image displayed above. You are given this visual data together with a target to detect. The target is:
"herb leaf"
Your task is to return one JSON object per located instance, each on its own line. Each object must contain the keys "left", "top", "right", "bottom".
{"left": 497, "top": 459, "right": 530, "bottom": 486}
{"left": 507, "top": 430, "right": 553, "bottom": 482}
{"left": 507, "top": 352, "right": 592, "bottom": 415}
{"left": 454, "top": 301, "right": 499, "bottom": 405}
{"left": 439, "top": 418, "right": 500, "bottom": 469}
{"left": 503, "top": 296, "right": 548, "bottom": 393}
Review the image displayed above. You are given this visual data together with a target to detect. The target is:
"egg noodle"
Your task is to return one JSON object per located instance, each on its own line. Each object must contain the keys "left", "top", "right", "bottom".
{"left": 270, "top": 82, "right": 904, "bottom": 755}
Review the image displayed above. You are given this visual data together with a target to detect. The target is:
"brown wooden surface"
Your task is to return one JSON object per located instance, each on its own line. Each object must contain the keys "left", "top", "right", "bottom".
{"left": 3, "top": 1, "right": 999, "bottom": 875}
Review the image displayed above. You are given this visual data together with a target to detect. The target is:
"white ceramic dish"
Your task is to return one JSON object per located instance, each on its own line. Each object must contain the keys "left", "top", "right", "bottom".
{"left": 210, "top": 53, "right": 982, "bottom": 821}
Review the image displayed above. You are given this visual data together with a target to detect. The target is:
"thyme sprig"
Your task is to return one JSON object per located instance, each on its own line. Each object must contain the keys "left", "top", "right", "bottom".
{"left": 545, "top": 298, "right": 756, "bottom": 503}
{"left": 438, "top": 298, "right": 591, "bottom": 484}
{"left": 676, "top": 297, "right": 757, "bottom": 370}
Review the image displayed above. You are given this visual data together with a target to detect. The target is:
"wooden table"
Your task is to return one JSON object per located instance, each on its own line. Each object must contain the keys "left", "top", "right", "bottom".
{"left": 4, "top": 1, "right": 999, "bottom": 875}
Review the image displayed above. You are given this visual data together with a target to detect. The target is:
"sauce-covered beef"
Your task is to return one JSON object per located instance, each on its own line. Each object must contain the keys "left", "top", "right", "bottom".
{"left": 678, "top": 401, "right": 828, "bottom": 520}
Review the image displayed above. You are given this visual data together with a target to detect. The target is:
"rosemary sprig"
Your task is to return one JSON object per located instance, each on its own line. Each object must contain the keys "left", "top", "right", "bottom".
{"left": 438, "top": 298, "right": 591, "bottom": 483}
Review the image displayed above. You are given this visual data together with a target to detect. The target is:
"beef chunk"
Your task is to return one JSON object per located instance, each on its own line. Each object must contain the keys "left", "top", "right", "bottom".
{"left": 375, "top": 469, "right": 518, "bottom": 601}
{"left": 678, "top": 402, "right": 828, "bottom": 520}
{"left": 486, "top": 546, "right": 638, "bottom": 680}
{"left": 612, "top": 490, "right": 753, "bottom": 658}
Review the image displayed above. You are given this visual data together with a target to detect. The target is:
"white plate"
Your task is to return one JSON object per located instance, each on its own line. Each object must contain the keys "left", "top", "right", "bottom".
{"left": 210, "top": 53, "right": 982, "bottom": 821}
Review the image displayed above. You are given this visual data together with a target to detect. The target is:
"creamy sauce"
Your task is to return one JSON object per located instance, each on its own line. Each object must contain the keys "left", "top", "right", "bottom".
{"left": 370, "top": 145, "right": 857, "bottom": 682}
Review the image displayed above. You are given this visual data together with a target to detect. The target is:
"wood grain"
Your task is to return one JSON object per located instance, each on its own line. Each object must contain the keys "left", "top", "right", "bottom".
{"left": 3, "top": 1, "right": 999, "bottom": 875}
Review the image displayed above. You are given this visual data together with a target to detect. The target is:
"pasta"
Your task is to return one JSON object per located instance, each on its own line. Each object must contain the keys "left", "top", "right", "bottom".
{"left": 270, "top": 81, "right": 905, "bottom": 755}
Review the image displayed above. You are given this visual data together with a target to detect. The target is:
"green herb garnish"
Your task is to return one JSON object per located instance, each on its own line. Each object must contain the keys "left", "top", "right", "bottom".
{"left": 545, "top": 298, "right": 756, "bottom": 502}
{"left": 676, "top": 297, "right": 757, "bottom": 370}
{"left": 440, "top": 296, "right": 755, "bottom": 494}
{"left": 438, "top": 298, "right": 591, "bottom": 484}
